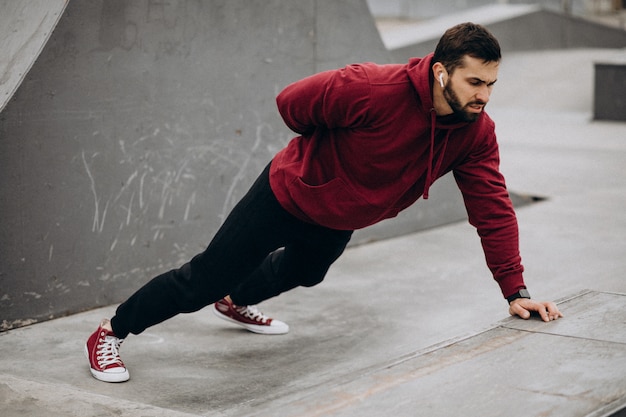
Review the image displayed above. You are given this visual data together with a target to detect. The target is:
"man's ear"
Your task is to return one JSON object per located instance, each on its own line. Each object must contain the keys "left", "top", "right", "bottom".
{"left": 432, "top": 62, "right": 447, "bottom": 87}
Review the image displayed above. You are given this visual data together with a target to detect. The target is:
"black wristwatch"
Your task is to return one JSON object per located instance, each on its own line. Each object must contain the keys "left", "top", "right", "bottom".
{"left": 507, "top": 288, "right": 531, "bottom": 304}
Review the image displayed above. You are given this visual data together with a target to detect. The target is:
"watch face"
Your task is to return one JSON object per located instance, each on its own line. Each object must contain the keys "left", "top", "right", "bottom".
{"left": 519, "top": 289, "right": 531, "bottom": 298}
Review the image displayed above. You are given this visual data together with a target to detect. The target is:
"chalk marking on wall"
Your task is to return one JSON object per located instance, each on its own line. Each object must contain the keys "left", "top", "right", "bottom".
{"left": 139, "top": 171, "right": 147, "bottom": 209}
{"left": 119, "top": 139, "right": 127, "bottom": 156}
{"left": 114, "top": 169, "right": 138, "bottom": 204}
{"left": 151, "top": 224, "right": 173, "bottom": 241}
{"left": 24, "top": 292, "right": 42, "bottom": 299}
{"left": 156, "top": 170, "right": 174, "bottom": 220}
{"left": 82, "top": 150, "right": 109, "bottom": 233}
{"left": 120, "top": 191, "right": 136, "bottom": 226}
{"left": 184, "top": 191, "right": 196, "bottom": 221}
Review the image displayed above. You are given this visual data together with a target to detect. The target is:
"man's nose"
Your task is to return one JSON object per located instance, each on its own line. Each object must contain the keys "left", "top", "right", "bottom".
{"left": 476, "top": 85, "right": 491, "bottom": 103}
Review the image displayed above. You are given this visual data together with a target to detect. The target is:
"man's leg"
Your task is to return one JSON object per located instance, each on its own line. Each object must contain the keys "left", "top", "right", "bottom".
{"left": 86, "top": 163, "right": 291, "bottom": 381}
{"left": 109, "top": 163, "right": 286, "bottom": 339}
{"left": 212, "top": 225, "right": 352, "bottom": 334}
{"left": 229, "top": 226, "right": 353, "bottom": 306}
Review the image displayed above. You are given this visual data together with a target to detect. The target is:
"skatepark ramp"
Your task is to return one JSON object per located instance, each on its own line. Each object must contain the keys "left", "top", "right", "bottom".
{"left": 379, "top": 4, "right": 626, "bottom": 61}
{"left": 0, "top": 1, "right": 68, "bottom": 113}
{"left": 0, "top": 0, "right": 398, "bottom": 331}
{"left": 2, "top": 0, "right": 625, "bottom": 332}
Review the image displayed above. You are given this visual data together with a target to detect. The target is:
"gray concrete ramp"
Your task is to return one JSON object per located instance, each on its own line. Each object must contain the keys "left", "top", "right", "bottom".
{"left": 0, "top": 0, "right": 67, "bottom": 113}
{"left": 255, "top": 290, "right": 626, "bottom": 417}
{"left": 0, "top": 291, "right": 624, "bottom": 417}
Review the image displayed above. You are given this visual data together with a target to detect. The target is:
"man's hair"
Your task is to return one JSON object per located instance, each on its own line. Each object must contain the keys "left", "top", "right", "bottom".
{"left": 433, "top": 22, "right": 501, "bottom": 74}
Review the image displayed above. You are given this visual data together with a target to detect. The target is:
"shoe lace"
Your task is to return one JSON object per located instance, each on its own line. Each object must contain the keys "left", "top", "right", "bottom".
{"left": 236, "top": 305, "right": 269, "bottom": 324}
{"left": 97, "top": 334, "right": 124, "bottom": 367}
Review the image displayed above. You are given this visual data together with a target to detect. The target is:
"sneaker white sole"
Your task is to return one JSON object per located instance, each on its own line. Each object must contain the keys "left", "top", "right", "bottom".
{"left": 212, "top": 305, "right": 289, "bottom": 335}
{"left": 84, "top": 344, "right": 130, "bottom": 383}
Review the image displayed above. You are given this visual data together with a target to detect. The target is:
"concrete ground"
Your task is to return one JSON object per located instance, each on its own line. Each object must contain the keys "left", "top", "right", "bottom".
{"left": 1, "top": 44, "right": 626, "bottom": 417}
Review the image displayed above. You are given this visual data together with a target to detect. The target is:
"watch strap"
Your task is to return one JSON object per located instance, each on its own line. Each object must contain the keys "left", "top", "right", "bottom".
{"left": 507, "top": 288, "right": 531, "bottom": 304}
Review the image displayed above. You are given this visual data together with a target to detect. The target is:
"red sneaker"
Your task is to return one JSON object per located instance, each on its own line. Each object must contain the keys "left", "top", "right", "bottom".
{"left": 213, "top": 298, "right": 289, "bottom": 335}
{"left": 85, "top": 320, "right": 130, "bottom": 382}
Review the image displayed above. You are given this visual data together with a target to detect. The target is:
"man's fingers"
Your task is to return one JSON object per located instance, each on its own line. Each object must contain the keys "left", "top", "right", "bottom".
{"left": 545, "top": 302, "right": 564, "bottom": 321}
{"left": 509, "top": 299, "right": 564, "bottom": 322}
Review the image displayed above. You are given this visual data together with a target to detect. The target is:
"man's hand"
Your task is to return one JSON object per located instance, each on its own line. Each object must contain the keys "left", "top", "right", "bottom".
{"left": 509, "top": 298, "right": 563, "bottom": 322}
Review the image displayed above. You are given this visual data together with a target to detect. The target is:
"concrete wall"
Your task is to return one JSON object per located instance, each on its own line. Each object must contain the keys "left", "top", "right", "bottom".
{"left": 389, "top": 8, "right": 626, "bottom": 62}
{"left": 0, "top": 0, "right": 394, "bottom": 330}
{"left": 366, "top": 0, "right": 604, "bottom": 19}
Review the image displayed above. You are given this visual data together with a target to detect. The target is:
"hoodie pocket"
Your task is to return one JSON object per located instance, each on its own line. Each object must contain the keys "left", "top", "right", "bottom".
{"left": 290, "top": 176, "right": 382, "bottom": 230}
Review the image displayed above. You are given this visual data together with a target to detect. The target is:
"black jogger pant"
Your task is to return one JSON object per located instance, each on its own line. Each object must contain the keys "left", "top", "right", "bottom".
{"left": 110, "top": 163, "right": 353, "bottom": 339}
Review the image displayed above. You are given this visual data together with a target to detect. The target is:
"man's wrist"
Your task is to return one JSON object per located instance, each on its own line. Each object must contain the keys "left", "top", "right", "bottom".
{"left": 507, "top": 288, "right": 531, "bottom": 304}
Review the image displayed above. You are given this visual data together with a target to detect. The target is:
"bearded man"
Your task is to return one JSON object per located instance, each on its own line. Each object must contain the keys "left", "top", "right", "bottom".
{"left": 85, "top": 22, "right": 562, "bottom": 383}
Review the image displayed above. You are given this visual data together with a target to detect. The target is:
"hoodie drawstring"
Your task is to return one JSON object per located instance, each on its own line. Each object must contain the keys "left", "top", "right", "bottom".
{"left": 423, "top": 109, "right": 450, "bottom": 200}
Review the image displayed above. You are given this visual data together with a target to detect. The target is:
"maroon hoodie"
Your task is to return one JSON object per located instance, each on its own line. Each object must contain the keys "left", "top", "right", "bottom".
{"left": 269, "top": 53, "right": 525, "bottom": 299}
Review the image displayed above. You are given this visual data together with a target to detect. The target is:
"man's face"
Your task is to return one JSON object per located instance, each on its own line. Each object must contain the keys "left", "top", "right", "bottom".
{"left": 443, "top": 56, "right": 499, "bottom": 122}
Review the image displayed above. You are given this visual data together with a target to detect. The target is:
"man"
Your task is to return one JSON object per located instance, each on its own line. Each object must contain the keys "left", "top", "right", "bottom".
{"left": 85, "top": 22, "right": 563, "bottom": 383}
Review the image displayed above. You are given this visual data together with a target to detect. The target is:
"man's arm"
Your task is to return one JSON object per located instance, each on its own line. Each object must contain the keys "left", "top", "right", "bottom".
{"left": 453, "top": 129, "right": 524, "bottom": 298}
{"left": 275, "top": 64, "right": 372, "bottom": 135}
{"left": 453, "top": 127, "right": 562, "bottom": 321}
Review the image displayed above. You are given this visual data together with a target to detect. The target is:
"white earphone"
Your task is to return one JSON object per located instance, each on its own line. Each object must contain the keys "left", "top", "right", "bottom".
{"left": 438, "top": 73, "right": 445, "bottom": 88}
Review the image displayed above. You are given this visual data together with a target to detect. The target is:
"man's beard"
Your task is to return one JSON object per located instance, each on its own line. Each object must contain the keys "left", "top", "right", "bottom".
{"left": 443, "top": 81, "right": 486, "bottom": 123}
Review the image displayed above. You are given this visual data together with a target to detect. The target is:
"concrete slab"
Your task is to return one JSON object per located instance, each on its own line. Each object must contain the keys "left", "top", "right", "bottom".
{"left": 251, "top": 291, "right": 626, "bottom": 417}
{"left": 1, "top": 291, "right": 624, "bottom": 416}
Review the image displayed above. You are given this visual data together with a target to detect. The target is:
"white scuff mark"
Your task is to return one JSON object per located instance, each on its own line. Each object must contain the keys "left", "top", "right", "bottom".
{"left": 119, "top": 139, "right": 127, "bottom": 156}
{"left": 110, "top": 238, "right": 117, "bottom": 251}
{"left": 139, "top": 171, "right": 147, "bottom": 209}
{"left": 48, "top": 245, "right": 53, "bottom": 262}
{"left": 151, "top": 224, "right": 173, "bottom": 241}
{"left": 132, "top": 134, "right": 150, "bottom": 146}
{"left": 156, "top": 170, "right": 175, "bottom": 220}
{"left": 142, "top": 332, "right": 165, "bottom": 344}
{"left": 82, "top": 150, "right": 109, "bottom": 233}
{"left": 184, "top": 191, "right": 196, "bottom": 221}
{"left": 24, "top": 292, "right": 42, "bottom": 299}
{"left": 1, "top": 318, "right": 37, "bottom": 330}
{"left": 113, "top": 170, "right": 138, "bottom": 204}
{"left": 121, "top": 191, "right": 135, "bottom": 226}
{"left": 130, "top": 235, "right": 137, "bottom": 246}
{"left": 174, "top": 157, "right": 191, "bottom": 183}
{"left": 219, "top": 122, "right": 266, "bottom": 223}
